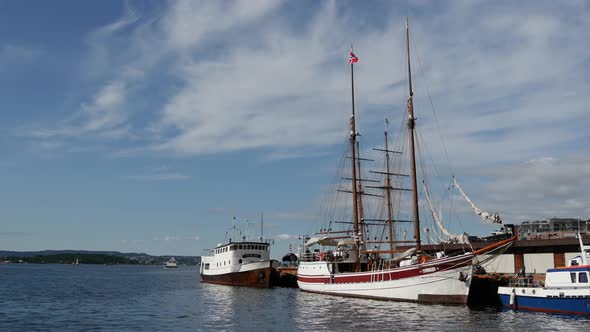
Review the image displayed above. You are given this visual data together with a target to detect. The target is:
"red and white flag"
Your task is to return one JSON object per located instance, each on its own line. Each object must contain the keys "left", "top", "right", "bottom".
{"left": 349, "top": 51, "right": 358, "bottom": 64}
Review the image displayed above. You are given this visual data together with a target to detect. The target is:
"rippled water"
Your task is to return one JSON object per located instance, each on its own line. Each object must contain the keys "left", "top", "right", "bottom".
{"left": 0, "top": 264, "right": 587, "bottom": 331}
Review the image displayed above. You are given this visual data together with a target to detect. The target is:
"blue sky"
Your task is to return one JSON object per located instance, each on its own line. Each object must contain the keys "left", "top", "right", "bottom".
{"left": 1, "top": 0, "right": 589, "bottom": 257}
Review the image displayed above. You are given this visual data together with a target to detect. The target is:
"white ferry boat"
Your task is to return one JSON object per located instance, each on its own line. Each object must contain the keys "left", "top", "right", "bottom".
{"left": 200, "top": 217, "right": 276, "bottom": 287}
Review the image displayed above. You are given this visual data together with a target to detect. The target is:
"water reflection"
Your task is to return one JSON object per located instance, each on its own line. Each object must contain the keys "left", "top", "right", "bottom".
{"left": 198, "top": 283, "right": 286, "bottom": 331}
{"left": 292, "top": 290, "right": 589, "bottom": 331}
{"left": 1, "top": 265, "right": 588, "bottom": 331}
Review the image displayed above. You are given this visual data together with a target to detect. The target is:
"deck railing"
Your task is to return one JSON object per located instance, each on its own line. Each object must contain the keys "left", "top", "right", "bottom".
{"left": 508, "top": 277, "right": 544, "bottom": 288}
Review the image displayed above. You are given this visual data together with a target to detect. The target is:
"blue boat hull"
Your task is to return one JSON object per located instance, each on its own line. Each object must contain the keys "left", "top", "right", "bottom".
{"left": 499, "top": 294, "right": 590, "bottom": 316}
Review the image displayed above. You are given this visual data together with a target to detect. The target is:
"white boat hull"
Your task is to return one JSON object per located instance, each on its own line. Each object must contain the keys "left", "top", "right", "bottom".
{"left": 297, "top": 254, "right": 474, "bottom": 304}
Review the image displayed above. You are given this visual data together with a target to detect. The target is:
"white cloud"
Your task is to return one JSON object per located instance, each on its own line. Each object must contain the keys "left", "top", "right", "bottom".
{"left": 27, "top": 80, "right": 129, "bottom": 139}
{"left": 161, "top": 0, "right": 280, "bottom": 51}
{"left": 153, "top": 235, "right": 200, "bottom": 241}
{"left": 473, "top": 155, "right": 590, "bottom": 222}
{"left": 22, "top": 1, "right": 590, "bottom": 164}
{"left": 14, "top": 1, "right": 590, "bottom": 225}
{"left": 275, "top": 233, "right": 299, "bottom": 241}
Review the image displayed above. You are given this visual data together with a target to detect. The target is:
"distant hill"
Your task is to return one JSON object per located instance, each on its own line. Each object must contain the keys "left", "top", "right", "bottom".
{"left": 0, "top": 250, "right": 146, "bottom": 257}
{"left": 0, "top": 250, "right": 200, "bottom": 266}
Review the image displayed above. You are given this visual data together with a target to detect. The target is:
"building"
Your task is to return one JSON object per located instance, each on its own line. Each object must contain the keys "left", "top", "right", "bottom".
{"left": 519, "top": 218, "right": 590, "bottom": 240}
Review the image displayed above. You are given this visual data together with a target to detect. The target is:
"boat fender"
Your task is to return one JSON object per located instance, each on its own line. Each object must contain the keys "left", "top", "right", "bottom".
{"left": 509, "top": 289, "right": 516, "bottom": 308}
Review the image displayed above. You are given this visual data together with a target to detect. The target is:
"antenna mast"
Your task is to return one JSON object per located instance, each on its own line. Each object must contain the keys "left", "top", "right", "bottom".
{"left": 260, "top": 212, "right": 264, "bottom": 241}
{"left": 232, "top": 217, "right": 236, "bottom": 243}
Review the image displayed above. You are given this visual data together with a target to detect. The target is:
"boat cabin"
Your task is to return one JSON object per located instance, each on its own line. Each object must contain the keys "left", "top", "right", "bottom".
{"left": 545, "top": 266, "right": 590, "bottom": 288}
{"left": 201, "top": 241, "right": 271, "bottom": 272}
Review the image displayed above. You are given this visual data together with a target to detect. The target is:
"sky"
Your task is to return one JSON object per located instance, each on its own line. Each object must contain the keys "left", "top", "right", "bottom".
{"left": 1, "top": 0, "right": 589, "bottom": 257}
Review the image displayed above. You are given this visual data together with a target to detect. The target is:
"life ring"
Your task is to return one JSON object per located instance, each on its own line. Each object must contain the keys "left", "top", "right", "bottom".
{"left": 419, "top": 256, "right": 429, "bottom": 264}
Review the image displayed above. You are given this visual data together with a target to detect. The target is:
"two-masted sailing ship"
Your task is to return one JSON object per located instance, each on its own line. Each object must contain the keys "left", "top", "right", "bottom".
{"left": 200, "top": 217, "right": 277, "bottom": 288}
{"left": 296, "top": 18, "right": 515, "bottom": 304}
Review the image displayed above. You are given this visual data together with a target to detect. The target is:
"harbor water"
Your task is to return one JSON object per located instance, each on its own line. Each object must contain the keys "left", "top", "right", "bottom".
{"left": 0, "top": 264, "right": 587, "bottom": 331}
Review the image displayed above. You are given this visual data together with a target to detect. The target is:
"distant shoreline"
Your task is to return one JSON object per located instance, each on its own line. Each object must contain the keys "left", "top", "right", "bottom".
{"left": 0, "top": 250, "right": 200, "bottom": 266}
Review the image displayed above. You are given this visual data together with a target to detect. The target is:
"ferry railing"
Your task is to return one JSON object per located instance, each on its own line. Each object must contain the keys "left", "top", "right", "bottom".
{"left": 201, "top": 249, "right": 214, "bottom": 257}
{"left": 300, "top": 252, "right": 316, "bottom": 262}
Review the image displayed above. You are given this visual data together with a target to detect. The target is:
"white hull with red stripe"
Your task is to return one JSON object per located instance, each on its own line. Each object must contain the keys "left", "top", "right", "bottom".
{"left": 297, "top": 253, "right": 474, "bottom": 304}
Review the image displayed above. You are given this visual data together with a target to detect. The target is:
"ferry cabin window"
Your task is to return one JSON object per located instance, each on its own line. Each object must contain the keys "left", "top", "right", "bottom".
{"left": 231, "top": 245, "right": 236, "bottom": 251}
{"left": 204, "top": 263, "right": 210, "bottom": 270}
{"left": 238, "top": 245, "right": 243, "bottom": 250}
{"left": 580, "top": 272, "right": 589, "bottom": 283}
{"left": 570, "top": 272, "right": 577, "bottom": 283}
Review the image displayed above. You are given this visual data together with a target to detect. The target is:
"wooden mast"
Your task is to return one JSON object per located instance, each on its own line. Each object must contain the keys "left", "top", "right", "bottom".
{"left": 349, "top": 48, "right": 361, "bottom": 271}
{"left": 356, "top": 140, "right": 365, "bottom": 267}
{"left": 406, "top": 17, "right": 422, "bottom": 253}
{"left": 384, "top": 123, "right": 395, "bottom": 262}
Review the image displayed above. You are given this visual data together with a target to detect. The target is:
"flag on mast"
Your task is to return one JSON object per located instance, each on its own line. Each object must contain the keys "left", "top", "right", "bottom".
{"left": 349, "top": 51, "right": 358, "bottom": 64}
